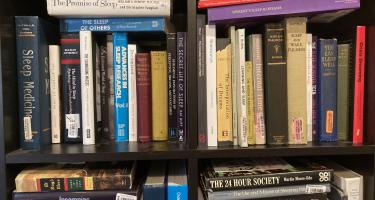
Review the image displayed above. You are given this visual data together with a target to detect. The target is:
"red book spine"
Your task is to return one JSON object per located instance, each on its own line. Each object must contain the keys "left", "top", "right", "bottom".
{"left": 353, "top": 26, "right": 366, "bottom": 144}
{"left": 136, "top": 53, "right": 152, "bottom": 142}
{"left": 198, "top": 0, "right": 272, "bottom": 8}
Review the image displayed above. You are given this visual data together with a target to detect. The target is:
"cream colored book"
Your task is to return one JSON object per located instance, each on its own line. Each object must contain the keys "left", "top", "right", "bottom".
{"left": 49, "top": 45, "right": 61, "bottom": 144}
{"left": 246, "top": 61, "right": 256, "bottom": 145}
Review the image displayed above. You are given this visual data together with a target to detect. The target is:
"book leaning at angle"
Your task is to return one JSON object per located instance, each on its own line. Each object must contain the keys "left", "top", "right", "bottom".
{"left": 49, "top": 45, "right": 61, "bottom": 144}
{"left": 46, "top": 0, "right": 171, "bottom": 17}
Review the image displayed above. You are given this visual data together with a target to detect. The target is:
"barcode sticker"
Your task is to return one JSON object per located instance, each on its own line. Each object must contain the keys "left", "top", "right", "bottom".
{"left": 325, "top": 110, "right": 333, "bottom": 134}
{"left": 306, "top": 185, "right": 328, "bottom": 194}
{"left": 66, "top": 114, "right": 80, "bottom": 138}
{"left": 292, "top": 118, "right": 303, "bottom": 143}
{"left": 116, "top": 193, "right": 137, "bottom": 200}
{"left": 24, "top": 117, "right": 32, "bottom": 140}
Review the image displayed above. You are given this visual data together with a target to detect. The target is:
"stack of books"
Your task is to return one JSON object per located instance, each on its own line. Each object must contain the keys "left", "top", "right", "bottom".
{"left": 197, "top": 0, "right": 368, "bottom": 147}
{"left": 15, "top": 0, "right": 188, "bottom": 150}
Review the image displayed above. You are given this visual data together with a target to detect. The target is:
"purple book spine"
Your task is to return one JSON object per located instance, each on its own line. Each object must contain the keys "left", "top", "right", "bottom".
{"left": 208, "top": 0, "right": 360, "bottom": 24}
{"left": 312, "top": 36, "right": 318, "bottom": 141}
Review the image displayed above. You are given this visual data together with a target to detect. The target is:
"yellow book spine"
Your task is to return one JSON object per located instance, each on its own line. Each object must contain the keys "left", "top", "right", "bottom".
{"left": 151, "top": 51, "right": 168, "bottom": 141}
{"left": 217, "top": 44, "right": 233, "bottom": 145}
{"left": 246, "top": 61, "right": 256, "bottom": 145}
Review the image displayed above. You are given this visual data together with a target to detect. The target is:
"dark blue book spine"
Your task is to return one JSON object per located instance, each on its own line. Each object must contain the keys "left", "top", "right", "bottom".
{"left": 167, "top": 33, "right": 177, "bottom": 141}
{"left": 144, "top": 185, "right": 166, "bottom": 200}
{"left": 61, "top": 33, "right": 83, "bottom": 143}
{"left": 176, "top": 32, "right": 186, "bottom": 143}
{"left": 15, "top": 16, "right": 51, "bottom": 150}
{"left": 317, "top": 39, "right": 338, "bottom": 142}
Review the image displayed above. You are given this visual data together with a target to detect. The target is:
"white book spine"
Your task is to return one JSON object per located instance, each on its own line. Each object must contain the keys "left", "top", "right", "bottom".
{"left": 128, "top": 44, "right": 138, "bottom": 142}
{"left": 306, "top": 34, "right": 313, "bottom": 142}
{"left": 206, "top": 25, "right": 218, "bottom": 147}
{"left": 46, "top": 0, "right": 171, "bottom": 17}
{"left": 49, "top": 45, "right": 61, "bottom": 144}
{"left": 229, "top": 26, "right": 238, "bottom": 146}
{"left": 336, "top": 177, "right": 362, "bottom": 200}
{"left": 80, "top": 31, "right": 95, "bottom": 145}
{"left": 236, "top": 29, "right": 248, "bottom": 147}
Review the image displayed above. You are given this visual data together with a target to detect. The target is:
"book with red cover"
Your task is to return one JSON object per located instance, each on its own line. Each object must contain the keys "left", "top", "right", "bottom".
{"left": 365, "top": 26, "right": 375, "bottom": 144}
{"left": 198, "top": 0, "right": 272, "bottom": 9}
{"left": 136, "top": 53, "right": 152, "bottom": 142}
{"left": 353, "top": 26, "right": 366, "bottom": 144}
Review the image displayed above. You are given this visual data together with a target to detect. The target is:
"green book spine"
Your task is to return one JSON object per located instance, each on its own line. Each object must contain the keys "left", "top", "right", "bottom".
{"left": 337, "top": 44, "right": 350, "bottom": 141}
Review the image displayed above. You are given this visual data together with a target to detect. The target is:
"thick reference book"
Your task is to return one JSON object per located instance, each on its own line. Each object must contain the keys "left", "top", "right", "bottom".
{"left": 15, "top": 162, "right": 136, "bottom": 192}
{"left": 317, "top": 38, "right": 338, "bottom": 142}
{"left": 15, "top": 16, "right": 56, "bottom": 149}
{"left": 128, "top": 44, "right": 138, "bottom": 142}
{"left": 198, "top": 0, "right": 272, "bottom": 9}
{"left": 207, "top": 0, "right": 360, "bottom": 24}
{"left": 60, "top": 17, "right": 171, "bottom": 33}
{"left": 49, "top": 45, "right": 62, "bottom": 144}
{"left": 202, "top": 158, "right": 333, "bottom": 191}
{"left": 216, "top": 38, "right": 233, "bottom": 146}
{"left": 143, "top": 161, "right": 167, "bottom": 200}
{"left": 151, "top": 51, "right": 168, "bottom": 141}
{"left": 113, "top": 33, "right": 129, "bottom": 142}
{"left": 61, "top": 33, "right": 83, "bottom": 143}
{"left": 176, "top": 32, "right": 187, "bottom": 142}
{"left": 167, "top": 33, "right": 178, "bottom": 141}
{"left": 47, "top": 0, "right": 171, "bottom": 17}
{"left": 136, "top": 53, "right": 152, "bottom": 142}
{"left": 167, "top": 160, "right": 188, "bottom": 200}
{"left": 263, "top": 23, "right": 287, "bottom": 145}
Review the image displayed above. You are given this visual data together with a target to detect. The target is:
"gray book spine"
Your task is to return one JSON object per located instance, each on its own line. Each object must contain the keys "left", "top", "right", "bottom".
{"left": 337, "top": 44, "right": 350, "bottom": 141}
{"left": 229, "top": 26, "right": 238, "bottom": 146}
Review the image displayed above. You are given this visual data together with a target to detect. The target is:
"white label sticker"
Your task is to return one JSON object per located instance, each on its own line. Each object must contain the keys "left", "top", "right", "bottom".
{"left": 24, "top": 117, "right": 32, "bottom": 141}
{"left": 65, "top": 114, "right": 80, "bottom": 138}
{"left": 116, "top": 193, "right": 137, "bottom": 200}
{"left": 306, "top": 185, "right": 328, "bottom": 194}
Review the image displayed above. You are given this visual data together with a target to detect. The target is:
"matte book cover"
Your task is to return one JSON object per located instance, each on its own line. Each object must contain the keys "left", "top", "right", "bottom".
{"left": 167, "top": 160, "right": 188, "bottom": 200}
{"left": 144, "top": 161, "right": 167, "bottom": 200}
{"left": 176, "top": 32, "right": 187, "bottom": 143}
{"left": 167, "top": 33, "right": 178, "bottom": 141}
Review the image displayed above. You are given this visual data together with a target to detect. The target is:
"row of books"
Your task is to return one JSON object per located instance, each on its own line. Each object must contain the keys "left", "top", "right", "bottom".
{"left": 200, "top": 158, "right": 366, "bottom": 200}
{"left": 197, "top": 12, "right": 369, "bottom": 146}
{"left": 13, "top": 160, "right": 188, "bottom": 200}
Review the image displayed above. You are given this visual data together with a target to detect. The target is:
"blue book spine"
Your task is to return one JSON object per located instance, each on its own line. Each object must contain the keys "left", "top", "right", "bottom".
{"left": 176, "top": 32, "right": 186, "bottom": 143}
{"left": 60, "top": 18, "right": 166, "bottom": 33}
{"left": 144, "top": 185, "right": 166, "bottom": 200}
{"left": 317, "top": 39, "right": 338, "bottom": 142}
{"left": 168, "top": 185, "right": 188, "bottom": 200}
{"left": 15, "top": 16, "right": 52, "bottom": 150}
{"left": 113, "top": 33, "right": 129, "bottom": 142}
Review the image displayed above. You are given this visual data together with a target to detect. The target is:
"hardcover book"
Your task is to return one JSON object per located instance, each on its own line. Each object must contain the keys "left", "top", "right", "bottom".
{"left": 198, "top": 0, "right": 273, "bottom": 9}
{"left": 151, "top": 51, "right": 168, "bottom": 141}
{"left": 167, "top": 160, "right": 188, "bottom": 200}
{"left": 15, "top": 162, "right": 136, "bottom": 192}
{"left": 167, "top": 33, "right": 178, "bottom": 141}
{"left": 49, "top": 45, "right": 62, "bottom": 144}
{"left": 15, "top": 16, "right": 55, "bottom": 149}
{"left": 216, "top": 38, "right": 233, "bottom": 146}
{"left": 263, "top": 23, "right": 287, "bottom": 145}
{"left": 144, "top": 161, "right": 167, "bottom": 200}
{"left": 176, "top": 32, "right": 187, "bottom": 142}
{"left": 128, "top": 44, "right": 138, "bottom": 142}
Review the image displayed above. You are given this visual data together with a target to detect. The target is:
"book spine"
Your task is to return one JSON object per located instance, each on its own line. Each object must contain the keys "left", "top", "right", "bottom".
{"left": 197, "top": 15, "right": 207, "bottom": 146}
{"left": 113, "top": 33, "right": 129, "bottom": 142}
{"left": 106, "top": 35, "right": 115, "bottom": 140}
{"left": 167, "top": 185, "right": 188, "bottom": 200}
{"left": 205, "top": 169, "right": 333, "bottom": 191}
{"left": 207, "top": 184, "right": 331, "bottom": 200}
{"left": 251, "top": 34, "right": 266, "bottom": 145}
{"left": 335, "top": 176, "right": 362, "bottom": 200}
{"left": 136, "top": 53, "right": 152, "bottom": 142}
{"left": 245, "top": 61, "right": 255, "bottom": 145}
{"left": 258, "top": 193, "right": 328, "bottom": 200}
{"left": 229, "top": 26, "right": 238, "bottom": 146}
{"left": 49, "top": 45, "right": 62, "bottom": 144}
{"left": 177, "top": 32, "right": 187, "bottom": 143}
{"left": 317, "top": 39, "right": 338, "bottom": 142}
{"left": 167, "top": 161, "right": 188, "bottom": 200}
{"left": 207, "top": 0, "right": 360, "bottom": 24}
{"left": 206, "top": 25, "right": 218, "bottom": 147}
{"left": 60, "top": 17, "right": 166, "bottom": 33}
{"left": 47, "top": 0, "right": 171, "bottom": 17}
{"left": 99, "top": 42, "right": 110, "bottom": 140}
{"left": 15, "top": 16, "right": 51, "bottom": 150}
{"left": 264, "top": 23, "right": 287, "bottom": 145}
{"left": 61, "top": 33, "right": 82, "bottom": 143}
{"left": 167, "top": 33, "right": 178, "bottom": 141}
{"left": 285, "top": 17, "right": 307, "bottom": 144}
{"left": 95, "top": 43, "right": 102, "bottom": 137}
{"left": 151, "top": 51, "right": 168, "bottom": 141}
{"left": 80, "top": 31, "right": 96, "bottom": 145}
{"left": 353, "top": 26, "right": 366, "bottom": 144}
{"left": 306, "top": 34, "right": 313, "bottom": 142}
{"left": 128, "top": 44, "right": 137, "bottom": 142}
{"left": 312, "top": 36, "right": 318, "bottom": 141}
{"left": 198, "top": 0, "right": 272, "bottom": 9}
{"left": 13, "top": 190, "right": 138, "bottom": 200}
{"left": 337, "top": 44, "right": 350, "bottom": 141}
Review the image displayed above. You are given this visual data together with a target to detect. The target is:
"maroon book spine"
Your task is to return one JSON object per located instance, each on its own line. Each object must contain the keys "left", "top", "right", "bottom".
{"left": 136, "top": 53, "right": 152, "bottom": 142}
{"left": 365, "top": 26, "right": 375, "bottom": 144}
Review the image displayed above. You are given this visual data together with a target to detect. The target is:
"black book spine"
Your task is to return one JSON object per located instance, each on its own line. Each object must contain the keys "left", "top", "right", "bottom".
{"left": 204, "top": 169, "right": 333, "bottom": 191}
{"left": 167, "top": 33, "right": 177, "bottom": 141}
{"left": 176, "top": 32, "right": 187, "bottom": 143}
{"left": 61, "top": 33, "right": 82, "bottom": 143}
{"left": 13, "top": 190, "right": 139, "bottom": 200}
{"left": 264, "top": 23, "right": 288, "bottom": 145}
{"left": 99, "top": 42, "right": 109, "bottom": 140}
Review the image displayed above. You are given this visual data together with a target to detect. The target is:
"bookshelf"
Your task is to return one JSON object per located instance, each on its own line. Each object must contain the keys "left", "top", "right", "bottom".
{"left": 0, "top": 0, "right": 375, "bottom": 199}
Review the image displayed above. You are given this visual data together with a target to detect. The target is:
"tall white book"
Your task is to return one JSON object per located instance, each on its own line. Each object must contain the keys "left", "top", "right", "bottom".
{"left": 235, "top": 29, "right": 248, "bottom": 147}
{"left": 206, "top": 25, "right": 218, "bottom": 147}
{"left": 49, "top": 45, "right": 61, "bottom": 144}
{"left": 306, "top": 34, "right": 313, "bottom": 142}
{"left": 128, "top": 44, "right": 138, "bottom": 142}
{"left": 228, "top": 26, "right": 238, "bottom": 146}
{"left": 80, "top": 31, "right": 95, "bottom": 145}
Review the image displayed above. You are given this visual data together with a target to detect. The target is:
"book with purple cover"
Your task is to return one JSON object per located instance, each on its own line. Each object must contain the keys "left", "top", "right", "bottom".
{"left": 207, "top": 0, "right": 360, "bottom": 25}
